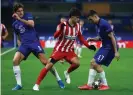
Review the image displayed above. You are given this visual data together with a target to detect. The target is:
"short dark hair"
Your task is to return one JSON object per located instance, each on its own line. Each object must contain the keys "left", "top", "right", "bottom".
{"left": 87, "top": 10, "right": 97, "bottom": 17}
{"left": 13, "top": 3, "right": 24, "bottom": 12}
{"left": 69, "top": 7, "right": 81, "bottom": 17}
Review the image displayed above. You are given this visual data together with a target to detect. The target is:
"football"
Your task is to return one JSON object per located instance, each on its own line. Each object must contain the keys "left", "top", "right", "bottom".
{"left": 92, "top": 80, "right": 101, "bottom": 89}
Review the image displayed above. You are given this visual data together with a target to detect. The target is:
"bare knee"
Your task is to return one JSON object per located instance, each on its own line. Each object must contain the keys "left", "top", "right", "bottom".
{"left": 45, "top": 62, "right": 54, "bottom": 71}
{"left": 69, "top": 57, "right": 80, "bottom": 68}
{"left": 72, "top": 59, "right": 80, "bottom": 68}
{"left": 40, "top": 58, "right": 48, "bottom": 65}
{"left": 90, "top": 59, "right": 97, "bottom": 69}
{"left": 38, "top": 53, "right": 48, "bottom": 65}
{"left": 90, "top": 59, "right": 103, "bottom": 72}
{"left": 72, "top": 62, "right": 80, "bottom": 69}
{"left": 76, "top": 61, "right": 80, "bottom": 67}
{"left": 13, "top": 58, "right": 20, "bottom": 66}
{"left": 95, "top": 65, "right": 103, "bottom": 73}
{"left": 13, "top": 52, "right": 23, "bottom": 66}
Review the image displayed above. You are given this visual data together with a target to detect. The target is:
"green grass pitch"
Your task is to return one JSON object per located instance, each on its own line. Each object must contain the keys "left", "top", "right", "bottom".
{"left": 1, "top": 48, "right": 133, "bottom": 95}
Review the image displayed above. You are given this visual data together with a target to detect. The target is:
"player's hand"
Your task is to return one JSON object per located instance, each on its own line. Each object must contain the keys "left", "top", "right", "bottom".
{"left": 2, "top": 36, "right": 6, "bottom": 40}
{"left": 115, "top": 52, "right": 120, "bottom": 61}
{"left": 12, "top": 13, "right": 20, "bottom": 20}
{"left": 88, "top": 45, "right": 96, "bottom": 51}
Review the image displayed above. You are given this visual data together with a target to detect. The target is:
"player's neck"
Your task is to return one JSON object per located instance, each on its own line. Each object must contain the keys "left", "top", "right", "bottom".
{"left": 96, "top": 17, "right": 100, "bottom": 24}
{"left": 68, "top": 18, "right": 75, "bottom": 27}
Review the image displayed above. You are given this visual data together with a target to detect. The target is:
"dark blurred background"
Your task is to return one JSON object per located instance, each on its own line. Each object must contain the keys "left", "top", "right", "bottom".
{"left": 1, "top": 0, "right": 133, "bottom": 47}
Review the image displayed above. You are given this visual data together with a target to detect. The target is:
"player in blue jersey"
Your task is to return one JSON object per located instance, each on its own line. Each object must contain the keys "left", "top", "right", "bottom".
{"left": 78, "top": 10, "right": 120, "bottom": 90}
{"left": 12, "top": 3, "right": 64, "bottom": 90}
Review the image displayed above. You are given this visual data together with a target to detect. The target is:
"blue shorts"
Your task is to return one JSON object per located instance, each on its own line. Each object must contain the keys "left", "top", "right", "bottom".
{"left": 17, "top": 41, "right": 44, "bottom": 60}
{"left": 94, "top": 47, "right": 115, "bottom": 67}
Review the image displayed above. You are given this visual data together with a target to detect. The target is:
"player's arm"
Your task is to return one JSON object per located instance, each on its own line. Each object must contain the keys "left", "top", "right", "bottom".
{"left": 54, "top": 23, "right": 64, "bottom": 38}
{"left": 108, "top": 32, "right": 120, "bottom": 60}
{"left": 105, "top": 22, "right": 120, "bottom": 61}
{"left": 12, "top": 13, "right": 34, "bottom": 27}
{"left": 2, "top": 25, "right": 9, "bottom": 40}
{"left": 19, "top": 19, "right": 34, "bottom": 27}
{"left": 108, "top": 32, "right": 117, "bottom": 53}
{"left": 87, "top": 36, "right": 101, "bottom": 42}
{"left": 78, "top": 31, "right": 96, "bottom": 51}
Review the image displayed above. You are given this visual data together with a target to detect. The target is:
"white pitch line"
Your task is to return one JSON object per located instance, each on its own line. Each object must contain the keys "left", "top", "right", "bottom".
{"left": 1, "top": 48, "right": 15, "bottom": 56}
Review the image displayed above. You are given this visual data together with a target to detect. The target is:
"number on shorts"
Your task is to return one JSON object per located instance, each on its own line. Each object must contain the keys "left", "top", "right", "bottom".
{"left": 38, "top": 46, "right": 42, "bottom": 51}
{"left": 98, "top": 55, "right": 104, "bottom": 62}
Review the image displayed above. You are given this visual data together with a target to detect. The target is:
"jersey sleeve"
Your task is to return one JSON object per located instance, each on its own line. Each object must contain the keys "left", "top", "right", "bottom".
{"left": 54, "top": 23, "right": 65, "bottom": 38}
{"left": 104, "top": 22, "right": 113, "bottom": 33}
{"left": 26, "top": 13, "right": 33, "bottom": 20}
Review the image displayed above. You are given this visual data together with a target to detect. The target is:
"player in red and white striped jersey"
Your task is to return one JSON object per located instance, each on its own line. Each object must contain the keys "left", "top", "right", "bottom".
{"left": 54, "top": 20, "right": 84, "bottom": 52}
{"left": 0, "top": 23, "right": 9, "bottom": 48}
{"left": 33, "top": 8, "right": 96, "bottom": 91}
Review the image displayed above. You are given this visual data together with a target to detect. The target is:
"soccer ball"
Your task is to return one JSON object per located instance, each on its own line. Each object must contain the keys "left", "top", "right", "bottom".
{"left": 92, "top": 80, "right": 101, "bottom": 89}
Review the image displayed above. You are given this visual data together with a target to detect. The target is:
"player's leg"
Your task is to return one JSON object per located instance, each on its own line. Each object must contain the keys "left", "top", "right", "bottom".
{"left": 37, "top": 53, "right": 64, "bottom": 88}
{"left": 33, "top": 60, "right": 54, "bottom": 91}
{"left": 96, "top": 51, "right": 115, "bottom": 90}
{"left": 93, "top": 49, "right": 113, "bottom": 90}
{"left": 33, "top": 50, "right": 64, "bottom": 91}
{"left": 12, "top": 44, "right": 31, "bottom": 90}
{"left": 64, "top": 52, "right": 80, "bottom": 84}
{"left": 79, "top": 48, "right": 110, "bottom": 90}
{"left": 90, "top": 59, "right": 110, "bottom": 90}
{"left": 12, "top": 52, "right": 24, "bottom": 90}
{"left": 86, "top": 59, "right": 109, "bottom": 90}
{"left": 31, "top": 42, "right": 64, "bottom": 89}
{"left": 12, "top": 45, "right": 31, "bottom": 90}
{"left": 78, "top": 58, "right": 97, "bottom": 90}
{"left": 88, "top": 58, "right": 98, "bottom": 86}
{"left": 67, "top": 57, "right": 80, "bottom": 73}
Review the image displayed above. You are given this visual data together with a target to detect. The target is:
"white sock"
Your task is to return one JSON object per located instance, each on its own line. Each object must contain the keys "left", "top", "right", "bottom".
{"left": 50, "top": 67, "right": 61, "bottom": 81}
{"left": 78, "top": 47, "right": 82, "bottom": 56}
{"left": 13, "top": 66, "right": 22, "bottom": 86}
{"left": 99, "top": 71, "right": 108, "bottom": 86}
{"left": 87, "top": 69, "right": 97, "bottom": 86}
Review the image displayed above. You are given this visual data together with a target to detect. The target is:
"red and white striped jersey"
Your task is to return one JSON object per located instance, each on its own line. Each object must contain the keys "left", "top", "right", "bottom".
{"left": 54, "top": 21, "right": 89, "bottom": 52}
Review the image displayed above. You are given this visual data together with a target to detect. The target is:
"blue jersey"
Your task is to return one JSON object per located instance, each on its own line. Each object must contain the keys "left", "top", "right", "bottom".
{"left": 12, "top": 13, "right": 39, "bottom": 44}
{"left": 95, "top": 18, "right": 117, "bottom": 49}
